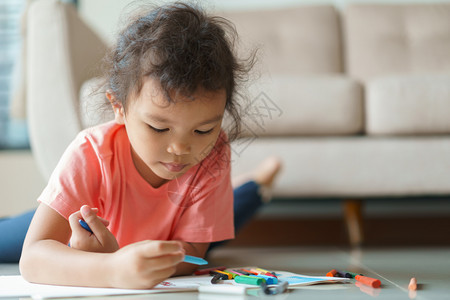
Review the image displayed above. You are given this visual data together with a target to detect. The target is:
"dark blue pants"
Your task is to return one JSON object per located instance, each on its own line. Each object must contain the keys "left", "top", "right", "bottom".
{"left": 0, "top": 181, "right": 263, "bottom": 263}
{"left": 0, "top": 210, "right": 36, "bottom": 263}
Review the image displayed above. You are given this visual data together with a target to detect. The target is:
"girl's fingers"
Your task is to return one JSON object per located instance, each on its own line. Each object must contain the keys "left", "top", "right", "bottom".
{"left": 68, "top": 208, "right": 109, "bottom": 234}
{"left": 80, "top": 205, "right": 108, "bottom": 238}
{"left": 136, "top": 240, "right": 184, "bottom": 259}
{"left": 68, "top": 206, "right": 118, "bottom": 253}
{"left": 68, "top": 211, "right": 88, "bottom": 236}
{"left": 138, "top": 251, "right": 184, "bottom": 281}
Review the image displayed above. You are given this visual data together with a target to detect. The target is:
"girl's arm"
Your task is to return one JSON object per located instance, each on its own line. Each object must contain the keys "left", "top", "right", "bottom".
{"left": 20, "top": 204, "right": 184, "bottom": 289}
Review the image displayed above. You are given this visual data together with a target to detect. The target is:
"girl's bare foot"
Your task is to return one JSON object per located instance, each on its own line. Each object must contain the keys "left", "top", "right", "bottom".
{"left": 232, "top": 156, "right": 282, "bottom": 188}
{"left": 253, "top": 156, "right": 282, "bottom": 188}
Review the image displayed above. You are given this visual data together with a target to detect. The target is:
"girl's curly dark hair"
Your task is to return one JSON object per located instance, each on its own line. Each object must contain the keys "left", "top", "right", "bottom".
{"left": 102, "top": 2, "right": 256, "bottom": 141}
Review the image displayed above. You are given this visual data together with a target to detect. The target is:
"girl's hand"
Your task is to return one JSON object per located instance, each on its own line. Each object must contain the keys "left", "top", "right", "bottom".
{"left": 106, "top": 240, "right": 185, "bottom": 289}
{"left": 68, "top": 205, "right": 119, "bottom": 253}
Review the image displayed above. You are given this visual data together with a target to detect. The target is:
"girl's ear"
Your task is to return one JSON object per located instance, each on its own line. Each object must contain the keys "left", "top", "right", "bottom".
{"left": 106, "top": 90, "right": 125, "bottom": 124}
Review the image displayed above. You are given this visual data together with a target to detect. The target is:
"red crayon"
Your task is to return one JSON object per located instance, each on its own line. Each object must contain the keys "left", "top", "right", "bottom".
{"left": 241, "top": 268, "right": 258, "bottom": 276}
{"left": 258, "top": 271, "right": 275, "bottom": 278}
{"left": 355, "top": 275, "right": 381, "bottom": 288}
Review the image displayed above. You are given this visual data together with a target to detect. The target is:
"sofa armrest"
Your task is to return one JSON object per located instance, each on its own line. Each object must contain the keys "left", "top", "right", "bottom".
{"left": 27, "top": 0, "right": 107, "bottom": 180}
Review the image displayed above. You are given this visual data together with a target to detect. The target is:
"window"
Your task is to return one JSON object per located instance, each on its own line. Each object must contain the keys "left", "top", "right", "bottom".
{"left": 0, "top": 0, "right": 78, "bottom": 150}
{"left": 0, "top": 0, "right": 28, "bottom": 149}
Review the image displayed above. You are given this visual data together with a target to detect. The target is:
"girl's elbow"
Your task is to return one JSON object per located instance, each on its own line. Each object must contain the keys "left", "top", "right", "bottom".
{"left": 19, "top": 244, "right": 39, "bottom": 282}
{"left": 19, "top": 251, "right": 33, "bottom": 282}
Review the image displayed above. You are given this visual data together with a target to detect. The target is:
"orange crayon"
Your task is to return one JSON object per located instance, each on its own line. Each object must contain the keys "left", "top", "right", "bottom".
{"left": 355, "top": 275, "right": 381, "bottom": 288}
{"left": 408, "top": 277, "right": 417, "bottom": 291}
{"left": 326, "top": 269, "right": 339, "bottom": 277}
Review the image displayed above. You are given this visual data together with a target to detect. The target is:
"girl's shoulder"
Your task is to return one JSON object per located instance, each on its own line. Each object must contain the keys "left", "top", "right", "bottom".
{"left": 198, "top": 130, "right": 231, "bottom": 174}
{"left": 76, "top": 121, "right": 126, "bottom": 156}
{"left": 80, "top": 120, "right": 123, "bottom": 140}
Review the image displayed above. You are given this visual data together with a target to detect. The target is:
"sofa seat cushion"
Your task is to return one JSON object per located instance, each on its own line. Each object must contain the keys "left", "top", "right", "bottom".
{"left": 366, "top": 74, "right": 450, "bottom": 135}
{"left": 231, "top": 136, "right": 450, "bottom": 198}
{"left": 238, "top": 75, "right": 363, "bottom": 137}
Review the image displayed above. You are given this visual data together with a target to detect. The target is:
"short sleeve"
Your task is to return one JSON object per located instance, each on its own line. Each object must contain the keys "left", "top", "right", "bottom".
{"left": 38, "top": 131, "right": 103, "bottom": 220}
{"left": 171, "top": 135, "right": 235, "bottom": 243}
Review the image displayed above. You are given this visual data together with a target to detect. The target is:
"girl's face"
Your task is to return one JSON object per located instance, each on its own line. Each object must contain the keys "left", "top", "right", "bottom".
{"left": 110, "top": 77, "right": 227, "bottom": 188}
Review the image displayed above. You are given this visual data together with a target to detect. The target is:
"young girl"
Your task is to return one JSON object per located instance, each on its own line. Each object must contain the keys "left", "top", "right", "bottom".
{"left": 17, "top": 2, "right": 281, "bottom": 289}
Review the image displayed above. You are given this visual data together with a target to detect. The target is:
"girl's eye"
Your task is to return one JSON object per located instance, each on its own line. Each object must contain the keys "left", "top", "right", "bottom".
{"left": 149, "top": 125, "right": 169, "bottom": 133}
{"left": 195, "top": 128, "right": 214, "bottom": 135}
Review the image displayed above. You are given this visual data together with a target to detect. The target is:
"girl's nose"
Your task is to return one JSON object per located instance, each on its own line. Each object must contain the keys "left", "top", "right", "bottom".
{"left": 167, "top": 141, "right": 191, "bottom": 156}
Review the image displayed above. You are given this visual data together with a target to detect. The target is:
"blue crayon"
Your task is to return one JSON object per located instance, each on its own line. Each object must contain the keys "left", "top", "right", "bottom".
{"left": 78, "top": 219, "right": 93, "bottom": 233}
{"left": 255, "top": 274, "right": 278, "bottom": 285}
{"left": 184, "top": 255, "right": 208, "bottom": 265}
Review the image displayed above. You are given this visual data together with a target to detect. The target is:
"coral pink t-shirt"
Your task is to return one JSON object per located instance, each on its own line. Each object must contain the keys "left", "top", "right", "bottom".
{"left": 38, "top": 121, "right": 234, "bottom": 247}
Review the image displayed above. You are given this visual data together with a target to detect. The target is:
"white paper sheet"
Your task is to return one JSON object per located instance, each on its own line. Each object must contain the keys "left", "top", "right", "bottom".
{"left": 0, "top": 275, "right": 203, "bottom": 299}
{"left": 0, "top": 270, "right": 349, "bottom": 299}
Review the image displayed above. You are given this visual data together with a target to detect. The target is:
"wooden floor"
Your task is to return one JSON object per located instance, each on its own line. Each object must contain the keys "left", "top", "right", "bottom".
{"left": 229, "top": 215, "right": 450, "bottom": 247}
{"left": 4, "top": 246, "right": 450, "bottom": 299}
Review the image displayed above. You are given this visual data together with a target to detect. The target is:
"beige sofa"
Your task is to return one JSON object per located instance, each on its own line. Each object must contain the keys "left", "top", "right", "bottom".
{"left": 22, "top": 0, "right": 450, "bottom": 246}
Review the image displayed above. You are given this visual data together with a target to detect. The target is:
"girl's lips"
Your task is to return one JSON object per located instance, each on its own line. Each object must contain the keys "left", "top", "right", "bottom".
{"left": 161, "top": 162, "right": 188, "bottom": 172}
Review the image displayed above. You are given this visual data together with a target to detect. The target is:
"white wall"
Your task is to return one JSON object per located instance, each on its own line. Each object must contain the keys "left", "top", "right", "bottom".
{"left": 79, "top": 0, "right": 450, "bottom": 44}
{"left": 0, "top": 151, "right": 46, "bottom": 217}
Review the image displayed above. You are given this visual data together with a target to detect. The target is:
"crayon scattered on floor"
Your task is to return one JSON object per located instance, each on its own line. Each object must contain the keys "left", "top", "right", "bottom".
{"left": 355, "top": 275, "right": 381, "bottom": 288}
{"left": 408, "top": 277, "right": 417, "bottom": 291}
{"left": 326, "top": 269, "right": 339, "bottom": 277}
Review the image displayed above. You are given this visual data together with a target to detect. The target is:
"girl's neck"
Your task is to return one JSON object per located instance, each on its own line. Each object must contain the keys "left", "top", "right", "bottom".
{"left": 129, "top": 146, "right": 168, "bottom": 189}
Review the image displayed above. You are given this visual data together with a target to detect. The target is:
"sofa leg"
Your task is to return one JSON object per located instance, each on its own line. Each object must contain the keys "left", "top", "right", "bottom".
{"left": 343, "top": 199, "right": 364, "bottom": 247}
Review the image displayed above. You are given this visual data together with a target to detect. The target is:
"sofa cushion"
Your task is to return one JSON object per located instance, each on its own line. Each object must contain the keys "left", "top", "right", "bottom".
{"left": 366, "top": 74, "right": 450, "bottom": 135}
{"left": 237, "top": 75, "right": 363, "bottom": 137}
{"left": 83, "top": 75, "right": 363, "bottom": 137}
{"left": 220, "top": 5, "right": 343, "bottom": 75}
{"left": 344, "top": 4, "right": 450, "bottom": 82}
